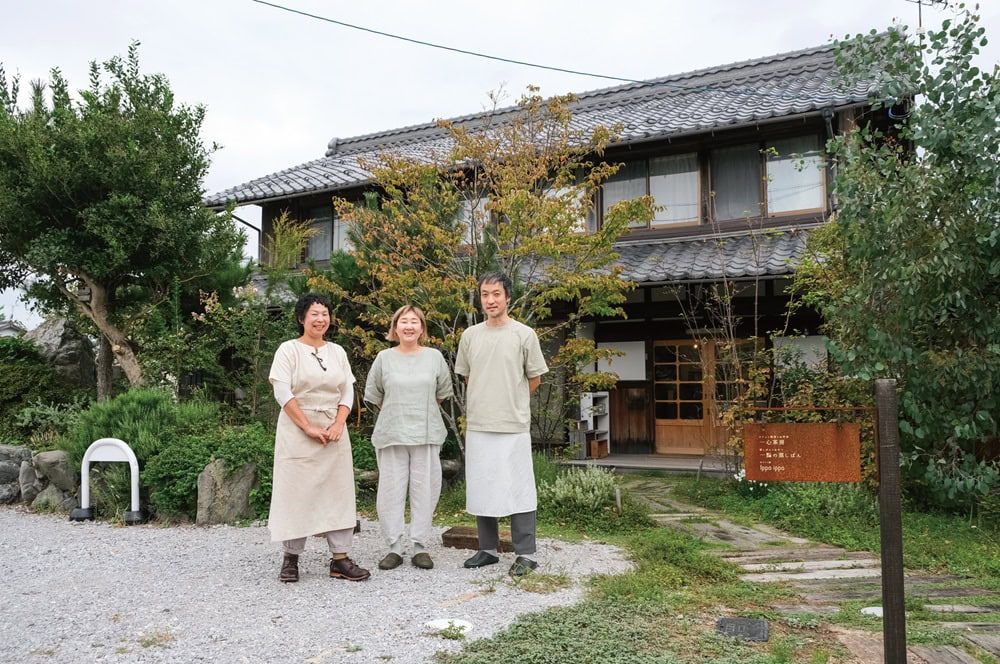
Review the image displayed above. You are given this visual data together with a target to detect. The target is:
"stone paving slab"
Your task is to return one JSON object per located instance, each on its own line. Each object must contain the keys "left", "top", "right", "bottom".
{"left": 909, "top": 645, "right": 981, "bottom": 663}
{"left": 939, "top": 623, "right": 1000, "bottom": 633}
{"left": 741, "top": 566, "right": 884, "bottom": 582}
{"left": 964, "top": 634, "right": 1000, "bottom": 656}
{"left": 927, "top": 604, "right": 1000, "bottom": 614}
{"left": 740, "top": 558, "right": 880, "bottom": 573}
{"left": 715, "top": 546, "right": 857, "bottom": 563}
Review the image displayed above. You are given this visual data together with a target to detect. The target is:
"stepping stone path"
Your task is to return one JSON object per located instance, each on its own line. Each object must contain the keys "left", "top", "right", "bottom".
{"left": 622, "top": 477, "right": 1000, "bottom": 663}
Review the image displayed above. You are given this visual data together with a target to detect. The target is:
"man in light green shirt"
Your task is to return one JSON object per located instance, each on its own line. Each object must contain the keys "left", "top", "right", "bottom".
{"left": 455, "top": 272, "right": 548, "bottom": 577}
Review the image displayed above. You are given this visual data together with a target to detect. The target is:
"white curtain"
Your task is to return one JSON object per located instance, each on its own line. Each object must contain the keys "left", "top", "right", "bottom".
{"left": 649, "top": 153, "right": 699, "bottom": 224}
{"left": 766, "top": 136, "right": 825, "bottom": 214}
{"left": 306, "top": 206, "right": 333, "bottom": 260}
{"left": 602, "top": 162, "right": 647, "bottom": 228}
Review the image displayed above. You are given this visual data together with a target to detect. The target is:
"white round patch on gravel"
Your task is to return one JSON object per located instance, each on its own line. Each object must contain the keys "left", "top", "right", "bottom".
{"left": 425, "top": 618, "right": 473, "bottom": 633}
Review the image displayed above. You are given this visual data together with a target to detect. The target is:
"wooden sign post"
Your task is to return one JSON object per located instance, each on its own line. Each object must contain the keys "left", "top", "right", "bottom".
{"left": 742, "top": 389, "right": 906, "bottom": 663}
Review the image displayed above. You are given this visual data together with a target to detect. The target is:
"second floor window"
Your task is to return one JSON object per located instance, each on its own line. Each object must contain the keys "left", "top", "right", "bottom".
{"left": 601, "top": 133, "right": 826, "bottom": 230}
{"left": 306, "top": 205, "right": 352, "bottom": 260}
{"left": 603, "top": 153, "right": 700, "bottom": 229}
{"left": 710, "top": 135, "right": 825, "bottom": 221}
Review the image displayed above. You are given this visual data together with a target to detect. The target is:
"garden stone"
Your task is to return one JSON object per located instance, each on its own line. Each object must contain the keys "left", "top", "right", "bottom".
{"left": 0, "top": 460, "right": 19, "bottom": 484}
{"left": 0, "top": 482, "right": 19, "bottom": 504}
{"left": 19, "top": 460, "right": 42, "bottom": 504}
{"left": 441, "top": 459, "right": 462, "bottom": 481}
{"left": 357, "top": 469, "right": 378, "bottom": 490}
{"left": 196, "top": 459, "right": 257, "bottom": 525}
{"left": 31, "top": 484, "right": 66, "bottom": 510}
{"left": 0, "top": 444, "right": 32, "bottom": 465}
{"left": 23, "top": 317, "right": 97, "bottom": 388}
{"left": 33, "top": 450, "right": 77, "bottom": 492}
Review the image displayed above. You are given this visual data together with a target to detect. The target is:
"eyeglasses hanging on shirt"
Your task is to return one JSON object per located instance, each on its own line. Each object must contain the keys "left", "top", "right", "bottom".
{"left": 311, "top": 350, "right": 327, "bottom": 371}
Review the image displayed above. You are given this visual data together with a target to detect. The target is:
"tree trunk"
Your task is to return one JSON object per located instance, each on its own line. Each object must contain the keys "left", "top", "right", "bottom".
{"left": 96, "top": 335, "right": 114, "bottom": 401}
{"left": 58, "top": 274, "right": 145, "bottom": 388}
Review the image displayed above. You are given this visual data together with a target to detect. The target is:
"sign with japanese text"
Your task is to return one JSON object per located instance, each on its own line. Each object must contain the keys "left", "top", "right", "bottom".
{"left": 743, "top": 422, "right": 861, "bottom": 482}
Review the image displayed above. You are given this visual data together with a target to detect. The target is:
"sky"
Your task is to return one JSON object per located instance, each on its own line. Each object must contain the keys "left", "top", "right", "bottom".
{"left": 2, "top": 0, "right": 999, "bottom": 329}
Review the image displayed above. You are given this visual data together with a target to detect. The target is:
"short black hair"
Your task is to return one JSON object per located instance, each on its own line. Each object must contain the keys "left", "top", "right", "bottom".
{"left": 478, "top": 272, "right": 512, "bottom": 298}
{"left": 294, "top": 293, "right": 332, "bottom": 335}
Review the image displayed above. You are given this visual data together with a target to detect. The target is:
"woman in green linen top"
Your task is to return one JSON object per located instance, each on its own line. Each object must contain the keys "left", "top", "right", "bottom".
{"left": 363, "top": 305, "right": 453, "bottom": 570}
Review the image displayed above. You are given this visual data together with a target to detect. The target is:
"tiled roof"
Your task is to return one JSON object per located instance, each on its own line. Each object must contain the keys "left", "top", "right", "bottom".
{"left": 614, "top": 228, "right": 810, "bottom": 283}
{"left": 207, "top": 41, "right": 874, "bottom": 208}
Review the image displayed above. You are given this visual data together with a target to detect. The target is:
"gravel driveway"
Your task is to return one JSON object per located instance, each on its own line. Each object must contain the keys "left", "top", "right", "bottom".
{"left": 0, "top": 507, "right": 631, "bottom": 663}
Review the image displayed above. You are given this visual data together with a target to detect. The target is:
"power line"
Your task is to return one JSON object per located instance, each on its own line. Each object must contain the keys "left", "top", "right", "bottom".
{"left": 250, "top": 0, "right": 824, "bottom": 101}
{"left": 251, "top": 0, "right": 644, "bottom": 85}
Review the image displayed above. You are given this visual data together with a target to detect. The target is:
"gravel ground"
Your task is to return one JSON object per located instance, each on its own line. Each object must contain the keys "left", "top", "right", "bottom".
{"left": 0, "top": 507, "right": 632, "bottom": 663}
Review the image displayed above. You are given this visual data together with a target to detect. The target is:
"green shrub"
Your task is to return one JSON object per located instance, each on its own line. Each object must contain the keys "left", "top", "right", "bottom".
{"left": 0, "top": 337, "right": 73, "bottom": 440}
{"left": 14, "top": 395, "right": 92, "bottom": 451}
{"left": 60, "top": 388, "right": 219, "bottom": 466}
{"left": 142, "top": 433, "right": 215, "bottom": 517}
{"left": 532, "top": 451, "right": 560, "bottom": 488}
{"left": 350, "top": 432, "right": 377, "bottom": 471}
{"left": 538, "top": 465, "right": 617, "bottom": 516}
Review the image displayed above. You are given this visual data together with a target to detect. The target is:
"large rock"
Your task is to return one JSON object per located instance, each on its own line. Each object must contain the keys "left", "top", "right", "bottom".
{"left": 0, "top": 444, "right": 32, "bottom": 465}
{"left": 33, "top": 450, "right": 77, "bottom": 492}
{"left": 31, "top": 483, "right": 76, "bottom": 511}
{"left": 441, "top": 459, "right": 462, "bottom": 481}
{"left": 0, "top": 460, "right": 19, "bottom": 484}
{"left": 19, "top": 460, "right": 42, "bottom": 504}
{"left": 23, "top": 318, "right": 96, "bottom": 388}
{"left": 0, "top": 482, "right": 19, "bottom": 504}
{"left": 196, "top": 460, "right": 257, "bottom": 525}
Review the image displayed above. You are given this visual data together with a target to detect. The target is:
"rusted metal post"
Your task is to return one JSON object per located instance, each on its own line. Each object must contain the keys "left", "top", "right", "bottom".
{"left": 875, "top": 379, "right": 906, "bottom": 663}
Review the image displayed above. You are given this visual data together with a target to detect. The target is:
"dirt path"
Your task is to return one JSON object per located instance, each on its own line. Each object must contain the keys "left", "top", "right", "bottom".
{"left": 622, "top": 476, "right": 1000, "bottom": 663}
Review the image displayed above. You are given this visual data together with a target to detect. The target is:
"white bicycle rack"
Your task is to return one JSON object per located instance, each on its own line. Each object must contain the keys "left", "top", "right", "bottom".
{"left": 69, "top": 438, "right": 146, "bottom": 524}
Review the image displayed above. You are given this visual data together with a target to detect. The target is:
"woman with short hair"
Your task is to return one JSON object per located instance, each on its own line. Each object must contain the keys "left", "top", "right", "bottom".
{"left": 364, "top": 304, "right": 453, "bottom": 570}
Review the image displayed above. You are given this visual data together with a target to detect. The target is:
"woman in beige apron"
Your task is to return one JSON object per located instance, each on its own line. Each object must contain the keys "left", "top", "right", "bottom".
{"left": 268, "top": 293, "right": 369, "bottom": 583}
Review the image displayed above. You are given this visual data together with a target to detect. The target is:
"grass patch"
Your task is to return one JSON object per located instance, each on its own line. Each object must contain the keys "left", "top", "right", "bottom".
{"left": 511, "top": 570, "right": 571, "bottom": 594}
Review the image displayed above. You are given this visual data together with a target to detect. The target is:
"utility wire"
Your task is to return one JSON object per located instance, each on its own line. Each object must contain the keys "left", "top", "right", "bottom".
{"left": 250, "top": 0, "right": 828, "bottom": 101}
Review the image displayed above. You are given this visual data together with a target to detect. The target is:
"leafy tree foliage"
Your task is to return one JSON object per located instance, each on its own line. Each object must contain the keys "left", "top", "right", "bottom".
{"left": 0, "top": 43, "right": 245, "bottom": 393}
{"left": 314, "top": 90, "right": 654, "bottom": 451}
{"left": 797, "top": 8, "right": 1000, "bottom": 508}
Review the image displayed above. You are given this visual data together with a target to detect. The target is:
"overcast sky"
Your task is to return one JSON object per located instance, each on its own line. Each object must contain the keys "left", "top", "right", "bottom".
{"left": 2, "top": 0, "right": 999, "bottom": 328}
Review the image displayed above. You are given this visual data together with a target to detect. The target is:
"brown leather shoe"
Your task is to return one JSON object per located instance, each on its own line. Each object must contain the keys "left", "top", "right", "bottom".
{"left": 329, "top": 556, "right": 370, "bottom": 581}
{"left": 279, "top": 553, "right": 299, "bottom": 583}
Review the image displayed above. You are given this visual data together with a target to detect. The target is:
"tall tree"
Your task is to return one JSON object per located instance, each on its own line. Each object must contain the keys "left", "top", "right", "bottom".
{"left": 0, "top": 43, "right": 244, "bottom": 395}
{"left": 797, "top": 8, "right": 1000, "bottom": 507}
{"left": 314, "top": 89, "right": 654, "bottom": 451}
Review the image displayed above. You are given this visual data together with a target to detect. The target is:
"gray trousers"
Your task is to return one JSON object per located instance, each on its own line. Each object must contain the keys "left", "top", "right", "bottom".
{"left": 476, "top": 511, "right": 536, "bottom": 556}
{"left": 282, "top": 527, "right": 353, "bottom": 555}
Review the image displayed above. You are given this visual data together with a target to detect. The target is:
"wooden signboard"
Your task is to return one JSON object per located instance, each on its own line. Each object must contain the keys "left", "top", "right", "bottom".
{"left": 743, "top": 422, "right": 861, "bottom": 482}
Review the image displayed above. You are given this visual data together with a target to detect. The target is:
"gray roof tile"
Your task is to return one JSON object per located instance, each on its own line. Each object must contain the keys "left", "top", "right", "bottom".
{"left": 208, "top": 42, "right": 874, "bottom": 207}
{"left": 613, "top": 229, "right": 810, "bottom": 283}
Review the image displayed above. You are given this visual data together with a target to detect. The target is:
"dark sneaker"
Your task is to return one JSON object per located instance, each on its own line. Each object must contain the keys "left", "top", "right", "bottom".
{"left": 378, "top": 552, "right": 403, "bottom": 570}
{"left": 463, "top": 551, "right": 500, "bottom": 569}
{"left": 411, "top": 552, "right": 434, "bottom": 569}
{"left": 508, "top": 556, "right": 538, "bottom": 577}
{"left": 279, "top": 553, "right": 299, "bottom": 583}
{"left": 329, "top": 557, "right": 371, "bottom": 581}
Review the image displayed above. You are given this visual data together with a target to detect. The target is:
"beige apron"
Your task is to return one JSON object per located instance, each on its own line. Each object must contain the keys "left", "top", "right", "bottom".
{"left": 268, "top": 341, "right": 357, "bottom": 542}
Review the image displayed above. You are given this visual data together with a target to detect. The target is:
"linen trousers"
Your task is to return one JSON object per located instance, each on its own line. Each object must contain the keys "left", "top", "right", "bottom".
{"left": 376, "top": 444, "right": 442, "bottom": 553}
{"left": 282, "top": 527, "right": 354, "bottom": 555}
